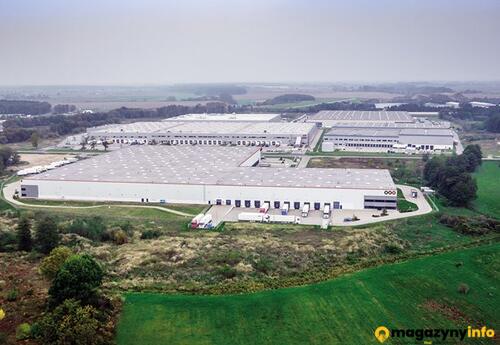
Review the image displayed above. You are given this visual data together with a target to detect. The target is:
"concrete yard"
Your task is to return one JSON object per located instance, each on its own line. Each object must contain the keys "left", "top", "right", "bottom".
{"left": 208, "top": 184, "right": 432, "bottom": 227}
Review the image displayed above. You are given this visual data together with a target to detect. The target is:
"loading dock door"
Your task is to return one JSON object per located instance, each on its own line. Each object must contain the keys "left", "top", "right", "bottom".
{"left": 274, "top": 201, "right": 280, "bottom": 209}
{"left": 333, "top": 201, "right": 340, "bottom": 209}
{"left": 244, "top": 200, "right": 251, "bottom": 208}
{"left": 235, "top": 200, "right": 241, "bottom": 207}
{"left": 314, "top": 202, "right": 321, "bottom": 210}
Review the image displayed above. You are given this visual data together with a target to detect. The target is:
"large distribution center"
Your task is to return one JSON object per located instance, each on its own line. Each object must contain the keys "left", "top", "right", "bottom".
{"left": 163, "top": 113, "right": 281, "bottom": 122}
{"left": 20, "top": 146, "right": 397, "bottom": 210}
{"left": 323, "top": 127, "right": 456, "bottom": 152}
{"left": 306, "top": 110, "right": 415, "bottom": 127}
{"left": 306, "top": 110, "right": 457, "bottom": 153}
{"left": 88, "top": 121, "right": 319, "bottom": 147}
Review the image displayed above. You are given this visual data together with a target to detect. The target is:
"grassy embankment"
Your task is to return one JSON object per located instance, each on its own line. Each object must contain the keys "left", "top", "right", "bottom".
{"left": 473, "top": 161, "right": 500, "bottom": 219}
{"left": 117, "top": 243, "right": 499, "bottom": 345}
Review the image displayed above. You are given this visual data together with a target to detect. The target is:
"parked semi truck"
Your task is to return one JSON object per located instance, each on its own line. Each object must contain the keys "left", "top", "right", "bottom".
{"left": 190, "top": 214, "right": 204, "bottom": 228}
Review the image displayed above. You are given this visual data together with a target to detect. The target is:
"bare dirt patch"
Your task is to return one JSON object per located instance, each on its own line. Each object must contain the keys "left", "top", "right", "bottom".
{"left": 16, "top": 153, "right": 76, "bottom": 170}
{"left": 421, "top": 300, "right": 474, "bottom": 325}
{"left": 0, "top": 253, "right": 48, "bottom": 344}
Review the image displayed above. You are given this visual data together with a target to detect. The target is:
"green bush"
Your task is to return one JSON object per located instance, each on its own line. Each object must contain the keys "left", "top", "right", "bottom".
{"left": 457, "top": 283, "right": 470, "bottom": 294}
{"left": 0, "top": 331, "right": 7, "bottom": 344}
{"left": 140, "top": 229, "right": 161, "bottom": 240}
{"left": 39, "top": 246, "right": 73, "bottom": 280}
{"left": 252, "top": 257, "right": 275, "bottom": 275}
{"left": 0, "top": 230, "right": 17, "bottom": 252}
{"left": 16, "top": 216, "right": 32, "bottom": 251}
{"left": 66, "top": 217, "right": 107, "bottom": 241}
{"left": 6, "top": 289, "right": 19, "bottom": 301}
{"left": 102, "top": 227, "right": 129, "bottom": 244}
{"left": 217, "top": 265, "right": 238, "bottom": 279}
{"left": 34, "top": 216, "right": 60, "bottom": 254}
{"left": 439, "top": 214, "right": 499, "bottom": 235}
{"left": 34, "top": 299, "right": 105, "bottom": 345}
{"left": 49, "top": 254, "right": 104, "bottom": 307}
{"left": 16, "top": 322, "right": 31, "bottom": 340}
{"left": 384, "top": 244, "right": 403, "bottom": 254}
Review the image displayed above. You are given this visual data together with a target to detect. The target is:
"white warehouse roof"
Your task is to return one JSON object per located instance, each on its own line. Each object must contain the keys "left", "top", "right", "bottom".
{"left": 164, "top": 113, "right": 281, "bottom": 122}
{"left": 25, "top": 146, "right": 395, "bottom": 190}
{"left": 88, "top": 121, "right": 316, "bottom": 136}
{"left": 308, "top": 110, "right": 414, "bottom": 123}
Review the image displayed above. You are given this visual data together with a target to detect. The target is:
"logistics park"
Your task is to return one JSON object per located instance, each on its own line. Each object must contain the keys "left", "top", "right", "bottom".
{"left": 13, "top": 110, "right": 451, "bottom": 228}
{"left": 3, "top": 110, "right": 499, "bottom": 345}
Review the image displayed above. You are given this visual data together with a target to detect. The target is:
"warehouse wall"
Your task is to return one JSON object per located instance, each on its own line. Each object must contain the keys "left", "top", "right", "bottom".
{"left": 21, "top": 179, "right": 394, "bottom": 210}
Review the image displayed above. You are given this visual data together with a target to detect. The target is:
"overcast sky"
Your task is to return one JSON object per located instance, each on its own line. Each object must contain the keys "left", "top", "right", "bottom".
{"left": 1, "top": 0, "right": 499, "bottom": 85}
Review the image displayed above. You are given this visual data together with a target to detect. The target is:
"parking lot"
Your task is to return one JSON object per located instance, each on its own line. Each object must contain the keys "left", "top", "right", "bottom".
{"left": 205, "top": 184, "right": 432, "bottom": 227}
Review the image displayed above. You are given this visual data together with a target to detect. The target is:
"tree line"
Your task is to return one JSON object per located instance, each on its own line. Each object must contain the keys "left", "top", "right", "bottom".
{"left": 0, "top": 102, "right": 236, "bottom": 144}
{"left": 423, "top": 145, "right": 482, "bottom": 207}
{"left": 0, "top": 100, "right": 51, "bottom": 115}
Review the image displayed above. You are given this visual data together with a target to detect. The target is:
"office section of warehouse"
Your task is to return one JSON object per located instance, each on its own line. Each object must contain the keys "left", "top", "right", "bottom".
{"left": 20, "top": 146, "right": 397, "bottom": 211}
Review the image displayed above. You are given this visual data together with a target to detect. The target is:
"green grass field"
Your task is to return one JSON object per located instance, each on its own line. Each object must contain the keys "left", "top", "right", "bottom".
{"left": 473, "top": 161, "right": 500, "bottom": 218}
{"left": 117, "top": 243, "right": 499, "bottom": 345}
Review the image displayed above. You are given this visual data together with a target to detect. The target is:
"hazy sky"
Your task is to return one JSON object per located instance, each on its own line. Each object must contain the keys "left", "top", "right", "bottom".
{"left": 1, "top": 0, "right": 499, "bottom": 85}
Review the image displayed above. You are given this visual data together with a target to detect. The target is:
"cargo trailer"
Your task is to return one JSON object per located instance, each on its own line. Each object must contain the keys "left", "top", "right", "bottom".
{"left": 323, "top": 204, "right": 331, "bottom": 219}
{"left": 238, "top": 212, "right": 269, "bottom": 222}
{"left": 269, "top": 214, "right": 301, "bottom": 224}
{"left": 301, "top": 203, "right": 310, "bottom": 217}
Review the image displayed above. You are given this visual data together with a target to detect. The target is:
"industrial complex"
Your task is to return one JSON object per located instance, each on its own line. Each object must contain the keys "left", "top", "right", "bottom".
{"left": 88, "top": 120, "right": 319, "bottom": 147}
{"left": 19, "top": 145, "right": 397, "bottom": 211}
{"left": 306, "top": 110, "right": 415, "bottom": 126}
{"left": 163, "top": 113, "right": 281, "bottom": 122}
{"left": 306, "top": 110, "right": 458, "bottom": 153}
{"left": 23, "top": 110, "right": 458, "bottom": 222}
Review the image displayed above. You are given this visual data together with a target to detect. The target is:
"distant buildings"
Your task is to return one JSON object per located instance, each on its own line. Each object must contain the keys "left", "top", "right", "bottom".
{"left": 469, "top": 101, "right": 496, "bottom": 108}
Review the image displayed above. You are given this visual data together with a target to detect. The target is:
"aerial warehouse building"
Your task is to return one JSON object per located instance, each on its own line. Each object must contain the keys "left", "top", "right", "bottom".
{"left": 19, "top": 146, "right": 397, "bottom": 211}
{"left": 88, "top": 121, "right": 319, "bottom": 147}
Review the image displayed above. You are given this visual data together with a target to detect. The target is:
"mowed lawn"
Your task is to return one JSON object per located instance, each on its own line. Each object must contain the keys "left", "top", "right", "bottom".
{"left": 117, "top": 243, "right": 499, "bottom": 345}
{"left": 474, "top": 161, "right": 500, "bottom": 218}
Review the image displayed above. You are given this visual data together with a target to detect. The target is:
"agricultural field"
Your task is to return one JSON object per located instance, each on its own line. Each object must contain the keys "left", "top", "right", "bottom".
{"left": 117, "top": 243, "right": 500, "bottom": 345}
{"left": 473, "top": 161, "right": 500, "bottom": 218}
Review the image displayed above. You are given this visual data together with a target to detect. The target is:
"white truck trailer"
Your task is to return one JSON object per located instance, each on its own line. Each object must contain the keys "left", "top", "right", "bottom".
{"left": 323, "top": 204, "right": 331, "bottom": 219}
{"left": 269, "top": 214, "right": 301, "bottom": 224}
{"left": 301, "top": 203, "right": 310, "bottom": 217}
{"left": 238, "top": 212, "right": 267, "bottom": 222}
